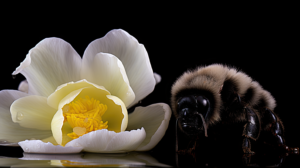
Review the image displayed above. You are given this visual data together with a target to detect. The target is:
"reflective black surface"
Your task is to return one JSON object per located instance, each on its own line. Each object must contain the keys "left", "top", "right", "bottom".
{"left": 1, "top": 144, "right": 300, "bottom": 167}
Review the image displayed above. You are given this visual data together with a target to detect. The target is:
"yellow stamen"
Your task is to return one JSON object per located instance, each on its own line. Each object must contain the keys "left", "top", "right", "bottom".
{"left": 73, "top": 127, "right": 86, "bottom": 136}
{"left": 62, "top": 96, "right": 108, "bottom": 139}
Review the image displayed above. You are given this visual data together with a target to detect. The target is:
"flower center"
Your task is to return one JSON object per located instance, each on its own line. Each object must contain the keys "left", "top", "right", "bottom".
{"left": 62, "top": 95, "right": 108, "bottom": 139}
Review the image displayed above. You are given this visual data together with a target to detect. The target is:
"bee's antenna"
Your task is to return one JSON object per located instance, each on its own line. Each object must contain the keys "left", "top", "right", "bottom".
{"left": 197, "top": 113, "right": 208, "bottom": 137}
{"left": 176, "top": 117, "right": 179, "bottom": 152}
{"left": 175, "top": 117, "right": 180, "bottom": 168}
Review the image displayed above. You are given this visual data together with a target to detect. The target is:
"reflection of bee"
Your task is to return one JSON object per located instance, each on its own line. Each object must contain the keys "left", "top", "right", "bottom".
{"left": 171, "top": 64, "right": 294, "bottom": 154}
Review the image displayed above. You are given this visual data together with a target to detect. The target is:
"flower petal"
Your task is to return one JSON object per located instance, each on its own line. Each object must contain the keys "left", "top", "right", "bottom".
{"left": 0, "top": 90, "right": 52, "bottom": 144}
{"left": 81, "top": 52, "right": 135, "bottom": 107}
{"left": 126, "top": 103, "right": 171, "bottom": 151}
{"left": 47, "top": 79, "right": 110, "bottom": 109}
{"left": 19, "top": 140, "right": 83, "bottom": 154}
{"left": 154, "top": 72, "right": 161, "bottom": 84}
{"left": 83, "top": 29, "right": 156, "bottom": 108}
{"left": 10, "top": 95, "right": 57, "bottom": 130}
{"left": 105, "top": 95, "right": 128, "bottom": 132}
{"left": 51, "top": 88, "right": 86, "bottom": 146}
{"left": 13, "top": 38, "right": 82, "bottom": 97}
{"left": 41, "top": 136, "right": 58, "bottom": 145}
{"left": 18, "top": 80, "right": 29, "bottom": 93}
{"left": 65, "top": 128, "right": 146, "bottom": 153}
{"left": 51, "top": 86, "right": 97, "bottom": 146}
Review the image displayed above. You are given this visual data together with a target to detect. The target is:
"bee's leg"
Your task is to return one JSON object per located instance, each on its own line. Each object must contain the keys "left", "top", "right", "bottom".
{"left": 226, "top": 93, "right": 259, "bottom": 153}
{"left": 263, "top": 108, "right": 299, "bottom": 154}
{"left": 189, "top": 136, "right": 199, "bottom": 153}
{"left": 176, "top": 118, "right": 198, "bottom": 155}
{"left": 242, "top": 107, "right": 260, "bottom": 154}
{"left": 242, "top": 137, "right": 253, "bottom": 153}
{"left": 264, "top": 108, "right": 285, "bottom": 146}
{"left": 242, "top": 151, "right": 287, "bottom": 167}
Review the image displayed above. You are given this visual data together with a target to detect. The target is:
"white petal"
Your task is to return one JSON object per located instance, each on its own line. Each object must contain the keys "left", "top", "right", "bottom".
{"left": 13, "top": 37, "right": 82, "bottom": 97}
{"left": 126, "top": 103, "right": 171, "bottom": 151}
{"left": 18, "top": 80, "right": 29, "bottom": 93}
{"left": 106, "top": 95, "right": 128, "bottom": 132}
{"left": 10, "top": 95, "right": 57, "bottom": 130}
{"left": 47, "top": 79, "right": 106, "bottom": 109}
{"left": 51, "top": 87, "right": 87, "bottom": 145}
{"left": 41, "top": 136, "right": 58, "bottom": 145}
{"left": 0, "top": 90, "right": 52, "bottom": 144}
{"left": 154, "top": 72, "right": 161, "bottom": 84}
{"left": 65, "top": 128, "right": 146, "bottom": 153}
{"left": 83, "top": 29, "right": 156, "bottom": 108}
{"left": 51, "top": 108, "right": 72, "bottom": 146}
{"left": 81, "top": 52, "right": 135, "bottom": 107}
{"left": 19, "top": 140, "right": 83, "bottom": 154}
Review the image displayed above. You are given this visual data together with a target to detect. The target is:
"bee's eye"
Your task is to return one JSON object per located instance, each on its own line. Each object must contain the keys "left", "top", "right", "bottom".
{"left": 196, "top": 96, "right": 210, "bottom": 116}
{"left": 177, "top": 95, "right": 196, "bottom": 111}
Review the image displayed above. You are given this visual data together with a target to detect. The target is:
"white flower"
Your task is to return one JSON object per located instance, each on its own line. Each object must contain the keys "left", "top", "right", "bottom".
{"left": 0, "top": 29, "right": 171, "bottom": 153}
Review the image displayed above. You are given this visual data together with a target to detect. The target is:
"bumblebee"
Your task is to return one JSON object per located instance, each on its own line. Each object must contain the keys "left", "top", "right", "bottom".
{"left": 171, "top": 64, "right": 295, "bottom": 154}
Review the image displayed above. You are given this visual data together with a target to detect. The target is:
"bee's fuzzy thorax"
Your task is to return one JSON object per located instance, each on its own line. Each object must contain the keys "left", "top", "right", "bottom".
{"left": 171, "top": 64, "right": 276, "bottom": 125}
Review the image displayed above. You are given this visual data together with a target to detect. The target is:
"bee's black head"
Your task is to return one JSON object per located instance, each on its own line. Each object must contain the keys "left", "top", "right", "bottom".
{"left": 177, "top": 95, "right": 210, "bottom": 136}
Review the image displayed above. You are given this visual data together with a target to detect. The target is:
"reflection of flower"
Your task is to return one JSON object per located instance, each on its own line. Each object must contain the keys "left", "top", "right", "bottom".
{"left": 17, "top": 152, "right": 171, "bottom": 167}
{"left": 0, "top": 29, "right": 171, "bottom": 153}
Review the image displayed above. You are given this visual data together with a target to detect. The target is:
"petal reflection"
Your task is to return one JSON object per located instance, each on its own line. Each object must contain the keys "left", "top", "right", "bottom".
{"left": 19, "top": 152, "right": 171, "bottom": 167}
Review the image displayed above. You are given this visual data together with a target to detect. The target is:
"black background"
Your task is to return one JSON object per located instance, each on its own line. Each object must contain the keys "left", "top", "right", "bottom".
{"left": 0, "top": 3, "right": 299, "bottom": 167}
